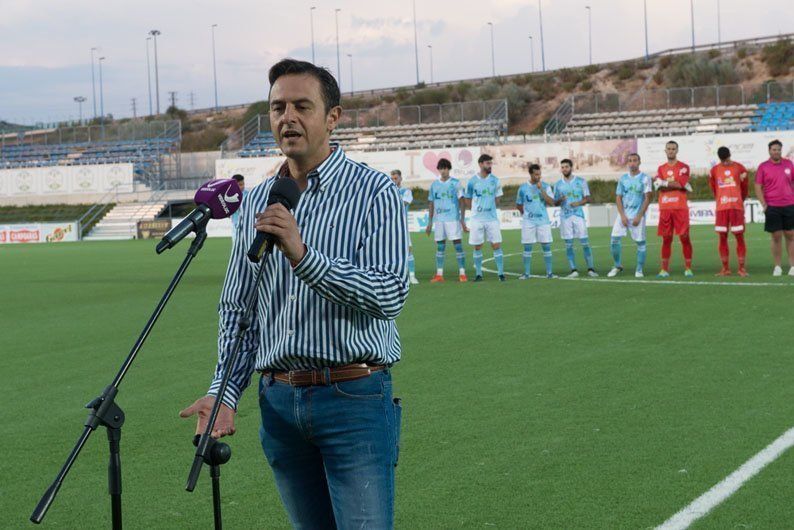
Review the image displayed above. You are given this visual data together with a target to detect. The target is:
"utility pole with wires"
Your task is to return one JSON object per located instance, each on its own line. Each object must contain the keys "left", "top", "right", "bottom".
{"left": 189, "top": 91, "right": 195, "bottom": 110}
{"left": 168, "top": 91, "right": 177, "bottom": 110}
{"left": 131, "top": 98, "right": 137, "bottom": 119}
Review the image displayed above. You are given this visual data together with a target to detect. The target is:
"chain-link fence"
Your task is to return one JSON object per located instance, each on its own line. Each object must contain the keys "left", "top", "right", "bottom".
{"left": 0, "top": 120, "right": 181, "bottom": 148}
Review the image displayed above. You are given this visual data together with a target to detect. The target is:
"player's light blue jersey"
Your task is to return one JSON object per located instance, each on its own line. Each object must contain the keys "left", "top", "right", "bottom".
{"left": 465, "top": 174, "right": 503, "bottom": 222}
{"left": 554, "top": 176, "right": 590, "bottom": 219}
{"left": 397, "top": 187, "right": 413, "bottom": 214}
{"left": 428, "top": 178, "right": 463, "bottom": 222}
{"left": 615, "top": 171, "right": 652, "bottom": 217}
{"left": 516, "top": 181, "right": 553, "bottom": 226}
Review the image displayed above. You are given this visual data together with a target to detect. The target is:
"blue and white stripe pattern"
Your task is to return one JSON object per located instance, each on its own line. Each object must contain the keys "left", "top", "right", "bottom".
{"left": 208, "top": 145, "right": 409, "bottom": 410}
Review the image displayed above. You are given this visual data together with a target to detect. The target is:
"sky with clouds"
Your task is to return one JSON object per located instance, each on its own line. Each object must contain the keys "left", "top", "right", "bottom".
{"left": 1, "top": 0, "right": 790, "bottom": 124}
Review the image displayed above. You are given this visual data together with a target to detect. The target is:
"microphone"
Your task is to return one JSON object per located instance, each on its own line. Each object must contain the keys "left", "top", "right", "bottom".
{"left": 247, "top": 178, "right": 302, "bottom": 263}
{"left": 156, "top": 178, "right": 243, "bottom": 254}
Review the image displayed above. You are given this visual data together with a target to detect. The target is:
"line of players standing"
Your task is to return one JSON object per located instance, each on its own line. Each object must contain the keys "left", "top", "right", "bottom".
{"left": 389, "top": 139, "right": 794, "bottom": 282}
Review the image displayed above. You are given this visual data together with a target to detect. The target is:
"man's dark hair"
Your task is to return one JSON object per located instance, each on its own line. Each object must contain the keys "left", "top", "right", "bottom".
{"left": 478, "top": 154, "right": 493, "bottom": 164}
{"left": 232, "top": 174, "right": 245, "bottom": 182}
{"left": 268, "top": 58, "right": 341, "bottom": 113}
{"left": 560, "top": 158, "right": 573, "bottom": 167}
{"left": 390, "top": 169, "right": 402, "bottom": 176}
{"left": 627, "top": 152, "right": 641, "bottom": 161}
{"left": 769, "top": 139, "right": 783, "bottom": 149}
{"left": 666, "top": 140, "right": 679, "bottom": 148}
{"left": 437, "top": 158, "right": 452, "bottom": 170}
{"left": 717, "top": 147, "right": 731, "bottom": 161}
{"left": 528, "top": 163, "right": 541, "bottom": 174}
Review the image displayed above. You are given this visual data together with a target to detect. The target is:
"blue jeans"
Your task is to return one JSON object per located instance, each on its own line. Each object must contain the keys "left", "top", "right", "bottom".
{"left": 258, "top": 369, "right": 402, "bottom": 529}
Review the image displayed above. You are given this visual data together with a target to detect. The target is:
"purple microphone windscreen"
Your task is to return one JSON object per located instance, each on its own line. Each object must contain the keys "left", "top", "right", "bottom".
{"left": 194, "top": 179, "right": 242, "bottom": 219}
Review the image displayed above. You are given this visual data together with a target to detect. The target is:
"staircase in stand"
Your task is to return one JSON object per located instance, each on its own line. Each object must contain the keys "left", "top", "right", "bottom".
{"left": 83, "top": 202, "right": 167, "bottom": 241}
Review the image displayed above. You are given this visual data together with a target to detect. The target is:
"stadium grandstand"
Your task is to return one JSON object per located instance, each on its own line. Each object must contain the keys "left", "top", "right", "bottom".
{"left": 0, "top": 120, "right": 181, "bottom": 186}
{"left": 545, "top": 81, "right": 794, "bottom": 139}
{"left": 221, "top": 99, "right": 508, "bottom": 157}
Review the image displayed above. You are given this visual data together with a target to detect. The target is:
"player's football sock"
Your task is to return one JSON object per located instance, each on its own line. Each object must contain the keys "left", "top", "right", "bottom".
{"left": 580, "top": 238, "right": 594, "bottom": 270}
{"left": 661, "top": 236, "right": 673, "bottom": 271}
{"left": 735, "top": 233, "right": 746, "bottom": 268}
{"left": 494, "top": 248, "right": 505, "bottom": 276}
{"left": 564, "top": 239, "right": 576, "bottom": 270}
{"left": 474, "top": 250, "right": 483, "bottom": 276}
{"left": 718, "top": 232, "right": 730, "bottom": 269}
{"left": 610, "top": 236, "right": 622, "bottom": 268}
{"left": 680, "top": 233, "right": 693, "bottom": 269}
{"left": 407, "top": 253, "right": 416, "bottom": 275}
{"left": 454, "top": 242, "right": 466, "bottom": 271}
{"left": 522, "top": 244, "right": 533, "bottom": 276}
{"left": 541, "top": 243, "right": 553, "bottom": 276}
{"left": 636, "top": 240, "right": 647, "bottom": 273}
{"left": 435, "top": 242, "right": 446, "bottom": 273}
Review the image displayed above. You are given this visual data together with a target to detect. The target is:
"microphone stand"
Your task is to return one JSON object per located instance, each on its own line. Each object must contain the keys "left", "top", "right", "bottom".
{"left": 31, "top": 225, "right": 210, "bottom": 529}
{"left": 185, "top": 243, "right": 274, "bottom": 530}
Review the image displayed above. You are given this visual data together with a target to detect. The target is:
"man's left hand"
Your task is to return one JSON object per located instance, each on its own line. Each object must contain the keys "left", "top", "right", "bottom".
{"left": 255, "top": 203, "right": 305, "bottom": 265}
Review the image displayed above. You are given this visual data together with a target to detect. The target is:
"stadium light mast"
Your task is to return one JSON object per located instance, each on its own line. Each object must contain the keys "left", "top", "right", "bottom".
{"left": 211, "top": 24, "right": 219, "bottom": 111}
{"left": 585, "top": 5, "right": 592, "bottom": 65}
{"left": 538, "top": 0, "right": 546, "bottom": 71}
{"left": 98, "top": 56, "right": 105, "bottom": 124}
{"left": 643, "top": 0, "right": 649, "bottom": 61}
{"left": 149, "top": 29, "right": 161, "bottom": 114}
{"left": 716, "top": 0, "right": 721, "bottom": 46}
{"left": 347, "top": 53, "right": 354, "bottom": 96}
{"left": 73, "top": 96, "right": 86, "bottom": 123}
{"left": 427, "top": 45, "right": 434, "bottom": 84}
{"left": 310, "top": 7, "right": 316, "bottom": 63}
{"left": 528, "top": 35, "right": 535, "bottom": 73}
{"left": 689, "top": 0, "right": 695, "bottom": 52}
{"left": 487, "top": 22, "right": 495, "bottom": 78}
{"left": 90, "top": 47, "right": 99, "bottom": 119}
{"left": 335, "top": 8, "right": 341, "bottom": 91}
{"left": 146, "top": 38, "right": 153, "bottom": 116}
{"left": 412, "top": 0, "right": 420, "bottom": 84}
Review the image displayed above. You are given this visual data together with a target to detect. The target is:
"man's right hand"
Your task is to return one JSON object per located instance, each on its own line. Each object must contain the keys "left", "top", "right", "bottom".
{"left": 179, "top": 395, "right": 236, "bottom": 439}
{"left": 621, "top": 215, "right": 629, "bottom": 227}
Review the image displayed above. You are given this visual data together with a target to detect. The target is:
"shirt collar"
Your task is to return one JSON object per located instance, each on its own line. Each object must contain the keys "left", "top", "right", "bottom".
{"left": 275, "top": 143, "right": 346, "bottom": 190}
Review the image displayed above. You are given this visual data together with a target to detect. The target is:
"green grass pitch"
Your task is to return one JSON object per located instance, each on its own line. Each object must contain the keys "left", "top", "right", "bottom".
{"left": 1, "top": 224, "right": 793, "bottom": 528}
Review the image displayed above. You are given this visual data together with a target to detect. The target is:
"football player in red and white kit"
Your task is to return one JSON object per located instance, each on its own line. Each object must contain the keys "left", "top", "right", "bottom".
{"left": 709, "top": 146, "right": 749, "bottom": 276}
{"left": 654, "top": 140, "right": 694, "bottom": 277}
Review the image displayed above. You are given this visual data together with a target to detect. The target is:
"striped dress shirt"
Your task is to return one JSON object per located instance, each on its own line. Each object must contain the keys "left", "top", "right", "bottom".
{"left": 208, "top": 145, "right": 409, "bottom": 410}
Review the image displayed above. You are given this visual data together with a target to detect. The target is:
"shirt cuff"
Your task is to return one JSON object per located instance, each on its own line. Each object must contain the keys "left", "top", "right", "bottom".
{"left": 207, "top": 379, "right": 243, "bottom": 411}
{"left": 292, "top": 245, "right": 333, "bottom": 286}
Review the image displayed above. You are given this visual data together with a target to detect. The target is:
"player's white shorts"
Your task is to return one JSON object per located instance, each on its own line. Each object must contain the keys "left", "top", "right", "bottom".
{"left": 520, "top": 222, "right": 553, "bottom": 244}
{"left": 433, "top": 221, "right": 463, "bottom": 242}
{"left": 611, "top": 216, "right": 647, "bottom": 242}
{"left": 559, "top": 216, "right": 588, "bottom": 240}
{"left": 469, "top": 220, "right": 502, "bottom": 245}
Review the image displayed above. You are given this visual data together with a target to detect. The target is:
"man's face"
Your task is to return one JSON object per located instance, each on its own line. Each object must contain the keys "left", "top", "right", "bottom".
{"left": 530, "top": 169, "right": 541, "bottom": 183}
{"left": 665, "top": 143, "right": 678, "bottom": 160}
{"left": 561, "top": 163, "right": 572, "bottom": 177}
{"left": 390, "top": 173, "right": 402, "bottom": 187}
{"left": 769, "top": 144, "right": 782, "bottom": 161}
{"left": 479, "top": 160, "right": 492, "bottom": 174}
{"left": 627, "top": 156, "right": 640, "bottom": 173}
{"left": 237, "top": 180, "right": 245, "bottom": 192}
{"left": 438, "top": 167, "right": 450, "bottom": 179}
{"left": 269, "top": 73, "right": 340, "bottom": 160}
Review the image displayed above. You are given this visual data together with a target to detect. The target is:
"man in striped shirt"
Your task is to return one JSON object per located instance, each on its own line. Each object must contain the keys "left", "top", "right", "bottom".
{"left": 180, "top": 59, "right": 408, "bottom": 529}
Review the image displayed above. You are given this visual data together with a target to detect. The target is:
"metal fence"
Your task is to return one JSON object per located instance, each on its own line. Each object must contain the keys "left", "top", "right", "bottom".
{"left": 0, "top": 119, "right": 181, "bottom": 148}
{"left": 221, "top": 99, "right": 508, "bottom": 156}
{"left": 570, "top": 81, "right": 794, "bottom": 115}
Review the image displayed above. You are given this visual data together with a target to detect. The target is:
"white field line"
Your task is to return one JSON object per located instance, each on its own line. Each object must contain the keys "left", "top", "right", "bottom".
{"left": 479, "top": 241, "right": 793, "bottom": 288}
{"left": 656, "top": 426, "right": 794, "bottom": 530}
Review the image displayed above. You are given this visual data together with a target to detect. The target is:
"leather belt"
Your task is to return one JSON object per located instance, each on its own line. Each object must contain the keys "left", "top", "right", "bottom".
{"left": 261, "top": 363, "right": 386, "bottom": 387}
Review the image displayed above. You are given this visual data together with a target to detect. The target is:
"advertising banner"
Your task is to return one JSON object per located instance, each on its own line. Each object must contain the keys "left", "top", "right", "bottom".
{"left": 0, "top": 164, "right": 134, "bottom": 197}
{"left": 0, "top": 222, "right": 79, "bottom": 244}
{"left": 137, "top": 219, "right": 172, "bottom": 239}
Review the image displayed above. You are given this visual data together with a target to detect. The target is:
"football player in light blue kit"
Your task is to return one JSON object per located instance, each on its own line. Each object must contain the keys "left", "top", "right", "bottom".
{"left": 465, "top": 154, "right": 505, "bottom": 282}
{"left": 230, "top": 174, "right": 250, "bottom": 242}
{"left": 554, "top": 158, "right": 598, "bottom": 278}
{"left": 516, "top": 163, "right": 556, "bottom": 279}
{"left": 425, "top": 158, "right": 468, "bottom": 282}
{"left": 608, "top": 153, "right": 652, "bottom": 278}
{"left": 391, "top": 169, "right": 419, "bottom": 284}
